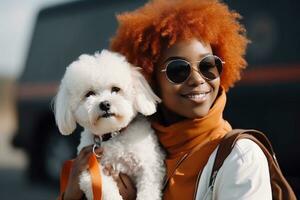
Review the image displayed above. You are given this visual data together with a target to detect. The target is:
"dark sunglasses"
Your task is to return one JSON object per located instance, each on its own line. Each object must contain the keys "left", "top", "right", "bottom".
{"left": 161, "top": 55, "right": 224, "bottom": 84}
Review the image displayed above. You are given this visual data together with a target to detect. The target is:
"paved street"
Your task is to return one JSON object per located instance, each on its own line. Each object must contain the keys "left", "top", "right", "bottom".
{"left": 0, "top": 169, "right": 59, "bottom": 200}
{"left": 0, "top": 102, "right": 59, "bottom": 200}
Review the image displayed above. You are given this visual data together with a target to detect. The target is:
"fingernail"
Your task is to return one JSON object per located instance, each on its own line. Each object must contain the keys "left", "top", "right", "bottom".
{"left": 103, "top": 168, "right": 109, "bottom": 176}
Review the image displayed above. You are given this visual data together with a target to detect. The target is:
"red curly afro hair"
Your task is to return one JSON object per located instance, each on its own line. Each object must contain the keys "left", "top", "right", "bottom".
{"left": 110, "top": 0, "right": 249, "bottom": 90}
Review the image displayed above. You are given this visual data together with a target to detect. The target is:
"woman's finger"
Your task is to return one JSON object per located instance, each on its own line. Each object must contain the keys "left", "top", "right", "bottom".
{"left": 113, "top": 172, "right": 128, "bottom": 195}
{"left": 115, "top": 173, "right": 137, "bottom": 200}
{"left": 79, "top": 145, "right": 103, "bottom": 159}
{"left": 103, "top": 164, "right": 111, "bottom": 175}
{"left": 75, "top": 146, "right": 103, "bottom": 172}
{"left": 103, "top": 164, "right": 137, "bottom": 199}
{"left": 78, "top": 145, "right": 93, "bottom": 158}
{"left": 119, "top": 173, "right": 136, "bottom": 191}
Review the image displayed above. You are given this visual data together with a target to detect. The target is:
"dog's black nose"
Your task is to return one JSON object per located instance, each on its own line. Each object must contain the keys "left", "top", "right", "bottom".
{"left": 100, "top": 100, "right": 111, "bottom": 111}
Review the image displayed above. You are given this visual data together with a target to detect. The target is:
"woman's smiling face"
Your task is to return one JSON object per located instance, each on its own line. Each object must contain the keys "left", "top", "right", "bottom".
{"left": 154, "top": 38, "right": 221, "bottom": 120}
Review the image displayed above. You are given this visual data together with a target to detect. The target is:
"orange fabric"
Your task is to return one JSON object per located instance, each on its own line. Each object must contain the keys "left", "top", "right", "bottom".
{"left": 152, "top": 88, "right": 232, "bottom": 200}
{"left": 59, "top": 160, "right": 74, "bottom": 200}
{"left": 89, "top": 154, "right": 103, "bottom": 200}
{"left": 59, "top": 154, "right": 102, "bottom": 200}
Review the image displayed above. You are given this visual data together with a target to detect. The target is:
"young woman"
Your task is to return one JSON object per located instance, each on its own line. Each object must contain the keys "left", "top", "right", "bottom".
{"left": 60, "top": 0, "right": 273, "bottom": 199}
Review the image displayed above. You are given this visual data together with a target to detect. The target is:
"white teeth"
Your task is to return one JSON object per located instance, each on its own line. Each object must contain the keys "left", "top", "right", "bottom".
{"left": 186, "top": 93, "right": 206, "bottom": 99}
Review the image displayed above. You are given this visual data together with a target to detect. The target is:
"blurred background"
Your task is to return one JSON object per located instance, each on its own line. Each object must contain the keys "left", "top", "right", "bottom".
{"left": 0, "top": 0, "right": 299, "bottom": 199}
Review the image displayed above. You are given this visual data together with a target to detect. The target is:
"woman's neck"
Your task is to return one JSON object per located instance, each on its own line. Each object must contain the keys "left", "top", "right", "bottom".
{"left": 156, "top": 104, "right": 187, "bottom": 126}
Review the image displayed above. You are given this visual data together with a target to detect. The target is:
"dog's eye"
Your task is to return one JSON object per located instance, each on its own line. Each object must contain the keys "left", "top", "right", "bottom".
{"left": 111, "top": 86, "right": 121, "bottom": 93}
{"left": 85, "top": 91, "right": 96, "bottom": 98}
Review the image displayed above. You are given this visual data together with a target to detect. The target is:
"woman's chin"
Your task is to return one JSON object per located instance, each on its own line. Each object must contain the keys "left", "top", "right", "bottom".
{"left": 183, "top": 107, "right": 210, "bottom": 119}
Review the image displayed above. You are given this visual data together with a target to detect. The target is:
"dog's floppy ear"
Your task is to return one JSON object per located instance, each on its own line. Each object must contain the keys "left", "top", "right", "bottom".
{"left": 54, "top": 81, "right": 76, "bottom": 135}
{"left": 132, "top": 67, "right": 161, "bottom": 116}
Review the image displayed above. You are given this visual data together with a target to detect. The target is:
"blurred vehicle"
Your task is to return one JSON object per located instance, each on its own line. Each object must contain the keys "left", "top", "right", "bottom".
{"left": 12, "top": 0, "right": 300, "bottom": 196}
{"left": 12, "top": 0, "right": 147, "bottom": 184}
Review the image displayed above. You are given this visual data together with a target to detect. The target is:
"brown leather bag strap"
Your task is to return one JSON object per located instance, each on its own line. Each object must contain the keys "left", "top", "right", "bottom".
{"left": 208, "top": 129, "right": 297, "bottom": 199}
{"left": 208, "top": 129, "right": 277, "bottom": 186}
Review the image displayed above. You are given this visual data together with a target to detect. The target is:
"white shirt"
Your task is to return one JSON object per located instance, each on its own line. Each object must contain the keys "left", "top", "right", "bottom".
{"left": 195, "top": 139, "right": 272, "bottom": 200}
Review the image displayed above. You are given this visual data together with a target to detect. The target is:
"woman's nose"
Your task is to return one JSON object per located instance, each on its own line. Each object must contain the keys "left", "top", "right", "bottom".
{"left": 186, "top": 65, "right": 205, "bottom": 86}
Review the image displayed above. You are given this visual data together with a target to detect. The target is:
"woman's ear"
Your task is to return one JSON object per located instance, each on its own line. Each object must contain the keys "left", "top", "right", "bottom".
{"left": 131, "top": 67, "right": 161, "bottom": 116}
{"left": 54, "top": 82, "right": 76, "bottom": 135}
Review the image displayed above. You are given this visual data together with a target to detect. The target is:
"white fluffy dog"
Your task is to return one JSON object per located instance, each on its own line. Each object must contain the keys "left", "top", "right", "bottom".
{"left": 54, "top": 50, "right": 165, "bottom": 200}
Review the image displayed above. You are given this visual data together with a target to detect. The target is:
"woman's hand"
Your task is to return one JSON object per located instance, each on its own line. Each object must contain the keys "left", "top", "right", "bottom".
{"left": 62, "top": 145, "right": 136, "bottom": 200}
{"left": 104, "top": 165, "right": 137, "bottom": 200}
{"left": 63, "top": 145, "right": 103, "bottom": 200}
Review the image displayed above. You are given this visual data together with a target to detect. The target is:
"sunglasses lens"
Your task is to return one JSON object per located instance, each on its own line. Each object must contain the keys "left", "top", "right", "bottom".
{"left": 166, "top": 60, "right": 191, "bottom": 84}
{"left": 198, "top": 55, "right": 223, "bottom": 80}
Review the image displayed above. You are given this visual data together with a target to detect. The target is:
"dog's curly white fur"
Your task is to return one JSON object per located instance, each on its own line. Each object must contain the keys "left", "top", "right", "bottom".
{"left": 54, "top": 50, "right": 165, "bottom": 200}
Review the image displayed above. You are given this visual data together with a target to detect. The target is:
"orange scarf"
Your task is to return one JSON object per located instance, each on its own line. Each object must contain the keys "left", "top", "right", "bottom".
{"left": 152, "top": 88, "right": 232, "bottom": 200}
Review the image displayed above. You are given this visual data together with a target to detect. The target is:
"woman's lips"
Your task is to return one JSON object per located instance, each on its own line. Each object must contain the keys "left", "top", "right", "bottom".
{"left": 181, "top": 91, "right": 210, "bottom": 103}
